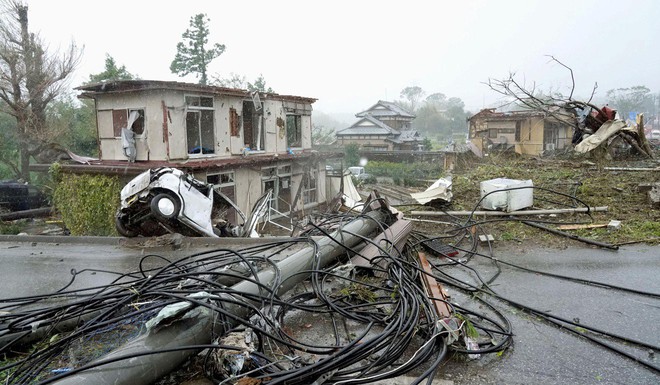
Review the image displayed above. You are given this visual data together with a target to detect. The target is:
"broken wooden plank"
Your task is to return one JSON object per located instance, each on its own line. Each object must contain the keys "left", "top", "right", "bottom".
{"left": 417, "top": 251, "right": 452, "bottom": 318}
{"left": 556, "top": 223, "right": 608, "bottom": 230}
{"left": 521, "top": 220, "right": 618, "bottom": 250}
{"left": 603, "top": 167, "right": 660, "bottom": 172}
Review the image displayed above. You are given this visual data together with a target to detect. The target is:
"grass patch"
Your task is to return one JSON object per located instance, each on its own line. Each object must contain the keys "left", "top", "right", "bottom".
{"left": 409, "top": 153, "right": 660, "bottom": 246}
{"left": 0, "top": 221, "right": 25, "bottom": 235}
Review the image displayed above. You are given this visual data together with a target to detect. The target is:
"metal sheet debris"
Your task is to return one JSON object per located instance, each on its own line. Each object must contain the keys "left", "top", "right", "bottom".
{"left": 411, "top": 176, "right": 453, "bottom": 205}
{"left": 575, "top": 120, "right": 630, "bottom": 153}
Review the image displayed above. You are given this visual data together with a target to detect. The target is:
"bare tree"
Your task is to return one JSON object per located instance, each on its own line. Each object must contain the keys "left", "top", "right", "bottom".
{"left": 0, "top": 0, "right": 81, "bottom": 180}
{"left": 485, "top": 56, "right": 652, "bottom": 158}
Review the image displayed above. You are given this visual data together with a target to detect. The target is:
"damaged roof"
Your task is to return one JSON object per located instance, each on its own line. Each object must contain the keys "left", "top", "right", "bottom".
{"left": 76, "top": 80, "right": 317, "bottom": 104}
{"left": 30, "top": 150, "right": 343, "bottom": 176}
{"left": 468, "top": 108, "right": 548, "bottom": 122}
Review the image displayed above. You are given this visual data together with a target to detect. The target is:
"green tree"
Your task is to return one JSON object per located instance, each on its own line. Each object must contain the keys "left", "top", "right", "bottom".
{"left": 422, "top": 137, "right": 433, "bottom": 151}
{"left": 606, "top": 86, "right": 654, "bottom": 119}
{"left": 445, "top": 97, "right": 468, "bottom": 132}
{"left": 214, "top": 72, "right": 274, "bottom": 93}
{"left": 344, "top": 143, "right": 360, "bottom": 167}
{"left": 47, "top": 96, "right": 98, "bottom": 157}
{"left": 400, "top": 86, "right": 426, "bottom": 112}
{"left": 426, "top": 92, "right": 447, "bottom": 104}
{"left": 247, "top": 74, "right": 274, "bottom": 93}
{"left": 87, "top": 54, "right": 135, "bottom": 84}
{"left": 0, "top": 111, "right": 19, "bottom": 178}
{"left": 0, "top": 0, "right": 81, "bottom": 181}
{"left": 170, "top": 13, "right": 225, "bottom": 85}
{"left": 213, "top": 72, "right": 247, "bottom": 88}
{"left": 311, "top": 123, "right": 335, "bottom": 147}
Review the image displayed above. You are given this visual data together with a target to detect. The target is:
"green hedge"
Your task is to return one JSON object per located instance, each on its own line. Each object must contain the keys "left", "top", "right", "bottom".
{"left": 365, "top": 161, "right": 443, "bottom": 187}
{"left": 52, "top": 165, "right": 121, "bottom": 236}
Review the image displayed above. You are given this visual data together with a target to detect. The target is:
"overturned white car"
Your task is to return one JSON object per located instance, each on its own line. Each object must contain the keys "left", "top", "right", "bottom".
{"left": 115, "top": 167, "right": 271, "bottom": 238}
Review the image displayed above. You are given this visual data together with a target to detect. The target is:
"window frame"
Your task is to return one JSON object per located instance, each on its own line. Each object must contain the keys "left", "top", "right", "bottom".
{"left": 185, "top": 94, "right": 215, "bottom": 157}
{"left": 286, "top": 114, "right": 302, "bottom": 148}
{"left": 303, "top": 169, "right": 318, "bottom": 206}
{"left": 112, "top": 108, "right": 146, "bottom": 138}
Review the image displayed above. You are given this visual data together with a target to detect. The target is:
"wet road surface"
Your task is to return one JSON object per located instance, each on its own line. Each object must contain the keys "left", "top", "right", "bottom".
{"left": 0, "top": 236, "right": 658, "bottom": 384}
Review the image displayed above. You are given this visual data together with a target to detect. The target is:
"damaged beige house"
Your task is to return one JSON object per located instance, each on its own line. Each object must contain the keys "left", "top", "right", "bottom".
{"left": 468, "top": 108, "right": 573, "bottom": 156}
{"left": 43, "top": 80, "right": 338, "bottom": 218}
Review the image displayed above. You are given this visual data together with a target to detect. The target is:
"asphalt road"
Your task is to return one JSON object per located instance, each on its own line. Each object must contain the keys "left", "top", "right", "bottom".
{"left": 0, "top": 236, "right": 658, "bottom": 384}
{"left": 435, "top": 243, "right": 660, "bottom": 385}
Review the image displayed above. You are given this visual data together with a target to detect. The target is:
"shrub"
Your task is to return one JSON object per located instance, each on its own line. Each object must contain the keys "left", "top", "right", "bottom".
{"left": 52, "top": 170, "right": 121, "bottom": 236}
{"left": 365, "top": 161, "right": 442, "bottom": 187}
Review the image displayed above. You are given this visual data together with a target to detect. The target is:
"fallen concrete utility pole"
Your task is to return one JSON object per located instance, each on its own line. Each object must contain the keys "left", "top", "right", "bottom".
{"left": 410, "top": 206, "right": 608, "bottom": 217}
{"left": 0, "top": 207, "right": 52, "bottom": 221}
{"left": 54, "top": 209, "right": 392, "bottom": 385}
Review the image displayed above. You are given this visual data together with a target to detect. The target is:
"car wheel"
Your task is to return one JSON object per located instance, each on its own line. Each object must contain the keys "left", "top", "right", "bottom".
{"left": 150, "top": 193, "right": 180, "bottom": 221}
{"left": 115, "top": 214, "right": 139, "bottom": 237}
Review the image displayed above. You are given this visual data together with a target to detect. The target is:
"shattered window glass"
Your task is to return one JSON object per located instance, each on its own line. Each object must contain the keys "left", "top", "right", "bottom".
{"left": 129, "top": 109, "right": 145, "bottom": 135}
{"left": 286, "top": 115, "right": 302, "bottom": 148}
{"left": 207, "top": 172, "right": 234, "bottom": 186}
{"left": 303, "top": 170, "right": 317, "bottom": 204}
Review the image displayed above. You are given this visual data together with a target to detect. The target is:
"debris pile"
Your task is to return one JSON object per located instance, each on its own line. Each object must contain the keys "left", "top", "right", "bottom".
{"left": 0, "top": 197, "right": 512, "bottom": 385}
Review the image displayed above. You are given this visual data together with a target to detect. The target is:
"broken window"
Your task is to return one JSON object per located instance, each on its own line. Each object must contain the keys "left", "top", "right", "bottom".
{"left": 488, "top": 128, "right": 498, "bottom": 139}
{"left": 544, "top": 121, "right": 559, "bottom": 150}
{"left": 286, "top": 115, "right": 302, "bottom": 148}
{"left": 112, "top": 108, "right": 145, "bottom": 137}
{"left": 185, "top": 96, "right": 214, "bottom": 108}
{"left": 277, "top": 165, "right": 292, "bottom": 213}
{"left": 303, "top": 170, "right": 318, "bottom": 205}
{"left": 515, "top": 121, "right": 521, "bottom": 142}
{"left": 242, "top": 101, "right": 264, "bottom": 150}
{"left": 230, "top": 108, "right": 239, "bottom": 137}
{"left": 186, "top": 96, "right": 215, "bottom": 155}
{"left": 208, "top": 171, "right": 236, "bottom": 222}
{"left": 261, "top": 166, "right": 286, "bottom": 211}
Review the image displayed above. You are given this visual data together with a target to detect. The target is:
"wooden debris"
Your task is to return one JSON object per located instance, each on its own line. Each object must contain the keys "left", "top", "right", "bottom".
{"left": 410, "top": 206, "right": 608, "bottom": 217}
{"left": 479, "top": 234, "right": 494, "bottom": 243}
{"left": 556, "top": 223, "right": 608, "bottom": 230}
{"left": 649, "top": 184, "right": 660, "bottom": 207}
{"left": 604, "top": 167, "right": 660, "bottom": 172}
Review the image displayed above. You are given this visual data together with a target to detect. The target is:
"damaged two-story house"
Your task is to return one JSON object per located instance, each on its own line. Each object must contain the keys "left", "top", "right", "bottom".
{"left": 335, "top": 100, "right": 425, "bottom": 151}
{"left": 45, "top": 80, "right": 337, "bottom": 219}
{"left": 468, "top": 108, "right": 574, "bottom": 156}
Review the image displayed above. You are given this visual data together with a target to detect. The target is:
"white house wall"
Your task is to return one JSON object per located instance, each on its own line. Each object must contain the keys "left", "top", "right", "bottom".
{"left": 228, "top": 99, "right": 245, "bottom": 156}
{"left": 95, "top": 91, "right": 173, "bottom": 161}
{"left": 93, "top": 91, "right": 315, "bottom": 162}
{"left": 264, "top": 99, "right": 284, "bottom": 153}
{"left": 301, "top": 115, "right": 312, "bottom": 149}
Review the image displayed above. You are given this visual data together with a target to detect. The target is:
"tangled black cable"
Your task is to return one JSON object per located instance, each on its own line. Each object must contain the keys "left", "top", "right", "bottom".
{"left": 0, "top": 209, "right": 516, "bottom": 385}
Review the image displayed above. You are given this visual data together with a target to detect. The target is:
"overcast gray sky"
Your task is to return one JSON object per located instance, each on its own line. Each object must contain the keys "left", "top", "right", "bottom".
{"left": 27, "top": 0, "right": 659, "bottom": 115}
